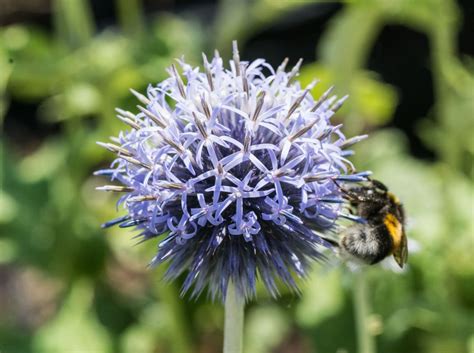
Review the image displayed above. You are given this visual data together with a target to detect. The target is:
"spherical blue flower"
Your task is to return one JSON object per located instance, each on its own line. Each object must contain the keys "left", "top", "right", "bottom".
{"left": 96, "top": 42, "right": 368, "bottom": 301}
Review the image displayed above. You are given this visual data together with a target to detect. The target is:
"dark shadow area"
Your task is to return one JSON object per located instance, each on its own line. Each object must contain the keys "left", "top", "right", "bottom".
{"left": 367, "top": 25, "right": 435, "bottom": 160}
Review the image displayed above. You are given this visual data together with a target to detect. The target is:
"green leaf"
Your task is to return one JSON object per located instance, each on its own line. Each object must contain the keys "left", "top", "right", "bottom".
{"left": 17, "top": 140, "right": 67, "bottom": 183}
{"left": 296, "top": 269, "right": 344, "bottom": 327}
{"left": 33, "top": 280, "right": 112, "bottom": 353}
{"left": 299, "top": 63, "right": 397, "bottom": 127}
{"left": 245, "top": 305, "right": 290, "bottom": 353}
{"left": 0, "top": 190, "right": 18, "bottom": 224}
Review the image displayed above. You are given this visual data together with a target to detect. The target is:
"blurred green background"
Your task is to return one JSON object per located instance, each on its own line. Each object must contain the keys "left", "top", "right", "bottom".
{"left": 0, "top": 0, "right": 473, "bottom": 352}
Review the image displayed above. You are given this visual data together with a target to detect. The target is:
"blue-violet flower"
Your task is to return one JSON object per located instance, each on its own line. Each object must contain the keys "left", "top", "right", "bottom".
{"left": 96, "top": 42, "right": 368, "bottom": 301}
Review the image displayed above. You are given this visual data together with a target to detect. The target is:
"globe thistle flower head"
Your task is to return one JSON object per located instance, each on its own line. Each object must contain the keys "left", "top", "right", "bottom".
{"left": 96, "top": 42, "right": 368, "bottom": 301}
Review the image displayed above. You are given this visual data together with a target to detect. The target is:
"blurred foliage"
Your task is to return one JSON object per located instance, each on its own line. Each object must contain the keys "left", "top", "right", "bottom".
{"left": 0, "top": 0, "right": 473, "bottom": 353}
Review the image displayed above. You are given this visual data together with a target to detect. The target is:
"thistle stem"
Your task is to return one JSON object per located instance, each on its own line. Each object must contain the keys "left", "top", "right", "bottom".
{"left": 224, "top": 282, "right": 245, "bottom": 353}
{"left": 354, "top": 271, "right": 376, "bottom": 353}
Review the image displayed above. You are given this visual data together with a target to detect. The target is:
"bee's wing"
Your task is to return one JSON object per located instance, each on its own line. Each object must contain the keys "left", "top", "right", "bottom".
{"left": 393, "top": 231, "right": 408, "bottom": 268}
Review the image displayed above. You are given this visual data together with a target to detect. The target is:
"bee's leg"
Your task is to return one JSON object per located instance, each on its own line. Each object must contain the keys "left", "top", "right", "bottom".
{"left": 332, "top": 179, "right": 362, "bottom": 202}
{"left": 379, "top": 204, "right": 391, "bottom": 214}
{"left": 347, "top": 205, "right": 356, "bottom": 215}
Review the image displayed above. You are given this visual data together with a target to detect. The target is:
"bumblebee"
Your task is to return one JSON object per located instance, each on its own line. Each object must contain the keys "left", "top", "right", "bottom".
{"left": 331, "top": 179, "right": 408, "bottom": 268}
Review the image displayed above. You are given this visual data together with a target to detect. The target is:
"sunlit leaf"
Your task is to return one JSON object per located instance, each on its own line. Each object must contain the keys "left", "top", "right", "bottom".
{"left": 33, "top": 280, "right": 112, "bottom": 353}
{"left": 245, "top": 305, "right": 290, "bottom": 353}
{"left": 296, "top": 269, "right": 344, "bottom": 327}
{"left": 17, "top": 140, "right": 66, "bottom": 183}
{"left": 300, "top": 63, "right": 397, "bottom": 126}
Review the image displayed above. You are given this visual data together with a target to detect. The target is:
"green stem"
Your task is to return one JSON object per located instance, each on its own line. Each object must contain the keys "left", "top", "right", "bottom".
{"left": 53, "top": 0, "right": 95, "bottom": 49}
{"left": 116, "top": 0, "right": 144, "bottom": 38}
{"left": 354, "top": 271, "right": 376, "bottom": 353}
{"left": 224, "top": 282, "right": 245, "bottom": 353}
{"left": 158, "top": 282, "right": 192, "bottom": 353}
{"left": 213, "top": 0, "right": 249, "bottom": 57}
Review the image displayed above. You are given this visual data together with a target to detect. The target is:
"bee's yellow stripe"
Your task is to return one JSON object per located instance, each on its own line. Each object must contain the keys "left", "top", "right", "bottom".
{"left": 383, "top": 213, "right": 402, "bottom": 252}
{"left": 388, "top": 192, "right": 400, "bottom": 204}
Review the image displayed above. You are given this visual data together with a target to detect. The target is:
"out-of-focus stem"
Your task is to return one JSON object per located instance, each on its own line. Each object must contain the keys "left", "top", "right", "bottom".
{"left": 213, "top": 0, "right": 249, "bottom": 57}
{"left": 53, "top": 0, "right": 95, "bottom": 48}
{"left": 116, "top": 0, "right": 144, "bottom": 38}
{"left": 224, "top": 282, "right": 244, "bottom": 353}
{"left": 354, "top": 271, "right": 376, "bottom": 353}
{"left": 158, "top": 282, "right": 192, "bottom": 353}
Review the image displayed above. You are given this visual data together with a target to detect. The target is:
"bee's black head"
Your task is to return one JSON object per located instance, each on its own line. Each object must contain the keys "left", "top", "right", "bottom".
{"left": 340, "top": 179, "right": 388, "bottom": 203}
